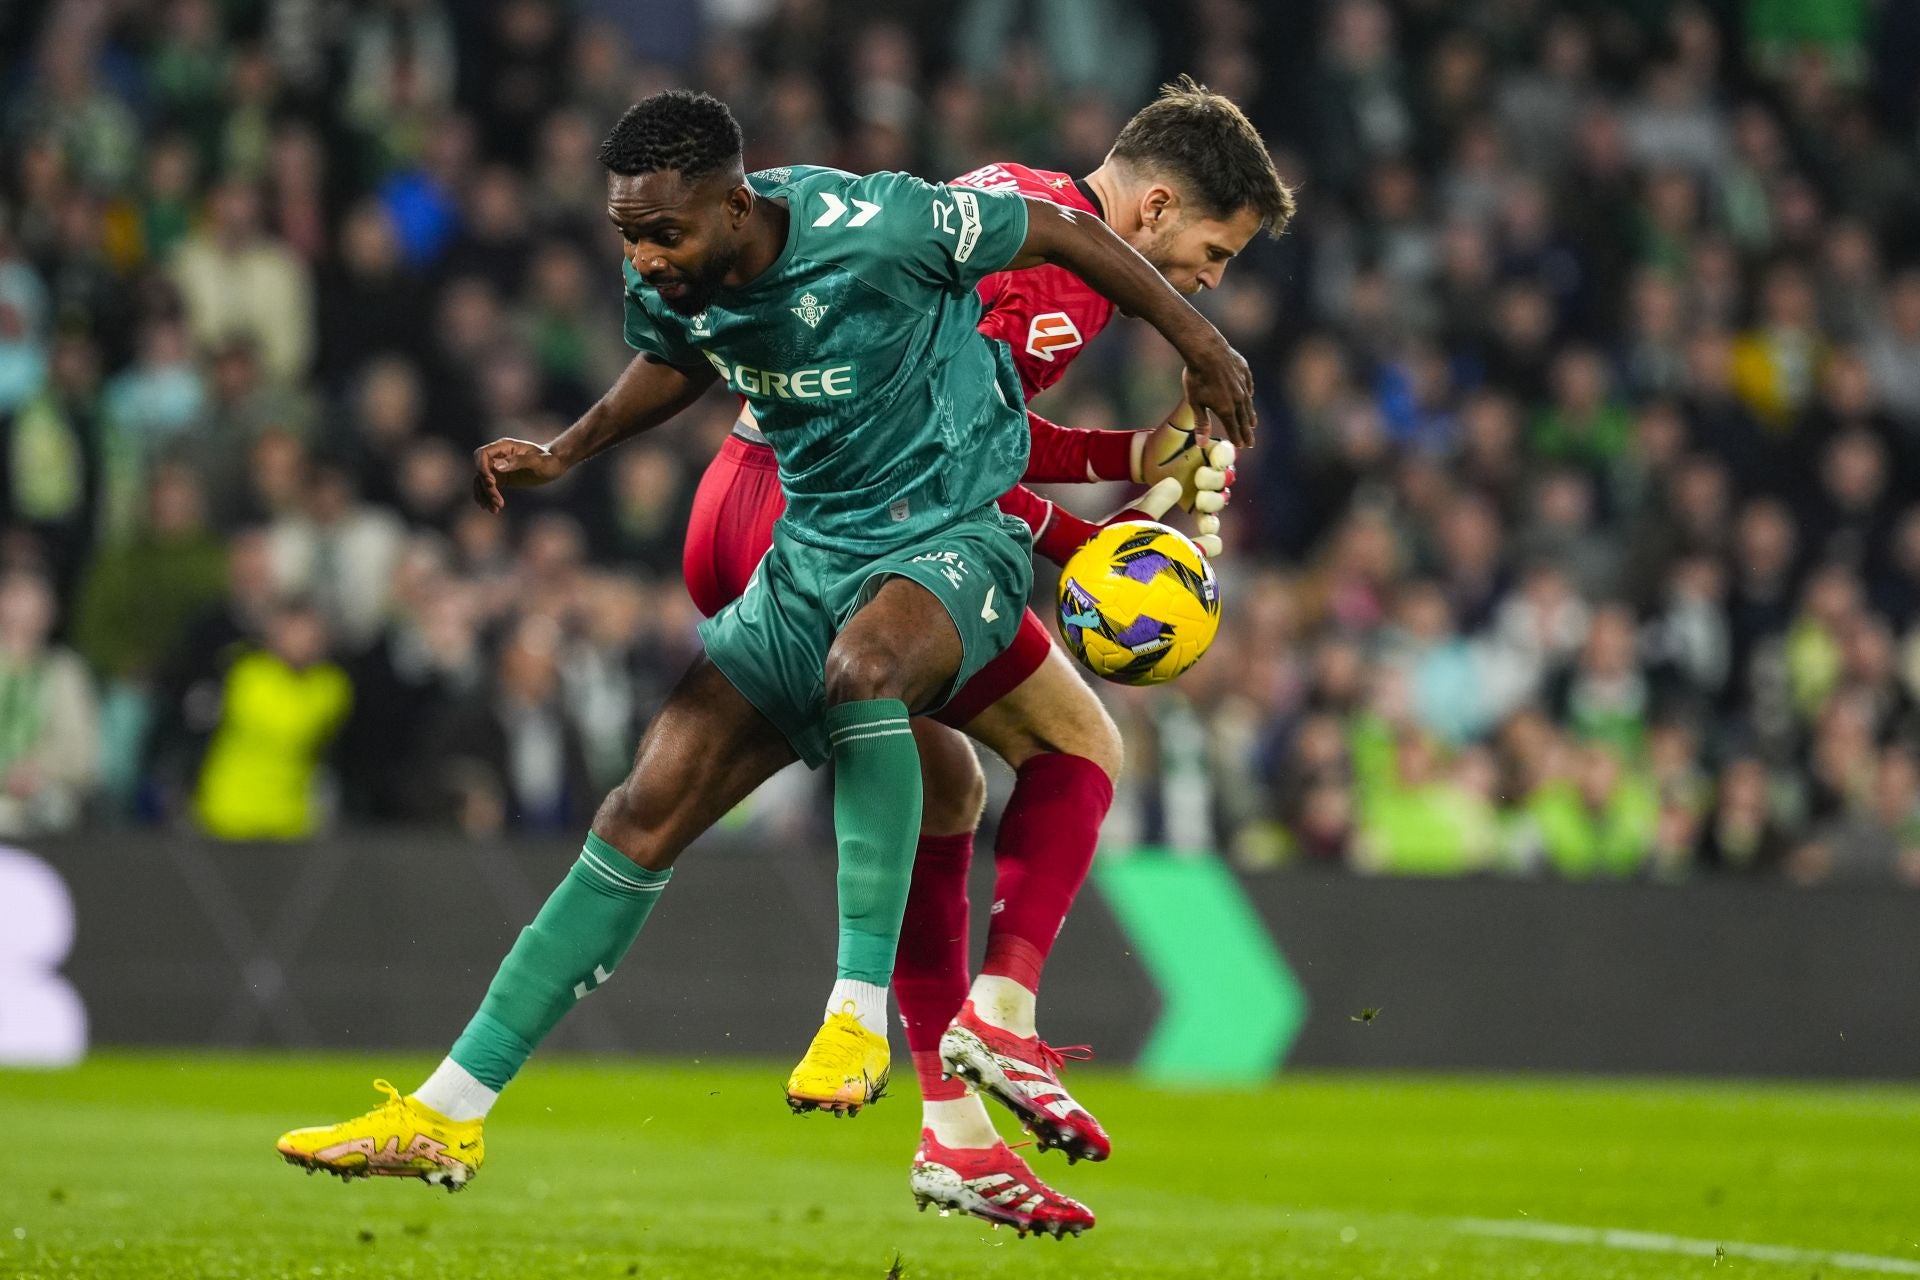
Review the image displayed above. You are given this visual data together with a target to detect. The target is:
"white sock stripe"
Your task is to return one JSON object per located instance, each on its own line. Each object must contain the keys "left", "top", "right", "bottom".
{"left": 580, "top": 847, "right": 651, "bottom": 889}
{"left": 829, "top": 726, "right": 915, "bottom": 747}
{"left": 578, "top": 851, "right": 669, "bottom": 895}
{"left": 586, "top": 862, "right": 668, "bottom": 895}
{"left": 576, "top": 856, "right": 632, "bottom": 892}
{"left": 589, "top": 848, "right": 671, "bottom": 892}
{"left": 829, "top": 716, "right": 909, "bottom": 738}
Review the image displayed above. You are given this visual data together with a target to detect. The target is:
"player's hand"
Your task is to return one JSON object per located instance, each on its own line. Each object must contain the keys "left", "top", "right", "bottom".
{"left": 1180, "top": 335, "right": 1256, "bottom": 449}
{"left": 1039, "top": 478, "right": 1219, "bottom": 566}
{"left": 1190, "top": 439, "right": 1234, "bottom": 556}
{"left": 1111, "top": 476, "right": 1182, "bottom": 524}
{"left": 1103, "top": 477, "right": 1222, "bottom": 557}
{"left": 1133, "top": 403, "right": 1238, "bottom": 514}
{"left": 472, "top": 437, "right": 568, "bottom": 513}
{"left": 1121, "top": 475, "right": 1228, "bottom": 556}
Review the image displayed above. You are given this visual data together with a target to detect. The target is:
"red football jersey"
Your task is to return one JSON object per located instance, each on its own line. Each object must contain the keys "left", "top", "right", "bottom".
{"left": 952, "top": 162, "right": 1117, "bottom": 402}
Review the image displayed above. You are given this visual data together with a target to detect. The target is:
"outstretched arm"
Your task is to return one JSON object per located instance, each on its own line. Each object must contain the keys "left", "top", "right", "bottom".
{"left": 1021, "top": 405, "right": 1236, "bottom": 556}
{"left": 472, "top": 354, "right": 717, "bottom": 513}
{"left": 1005, "top": 199, "right": 1257, "bottom": 447}
{"left": 1021, "top": 408, "right": 1139, "bottom": 483}
{"left": 998, "top": 477, "right": 1195, "bottom": 565}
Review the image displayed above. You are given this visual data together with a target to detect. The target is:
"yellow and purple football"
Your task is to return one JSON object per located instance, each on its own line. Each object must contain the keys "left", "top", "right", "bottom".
{"left": 1056, "top": 520, "right": 1220, "bottom": 685}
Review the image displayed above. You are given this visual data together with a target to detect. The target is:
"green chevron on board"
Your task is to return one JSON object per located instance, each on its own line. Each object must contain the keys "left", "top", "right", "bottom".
{"left": 1095, "top": 847, "right": 1306, "bottom": 1084}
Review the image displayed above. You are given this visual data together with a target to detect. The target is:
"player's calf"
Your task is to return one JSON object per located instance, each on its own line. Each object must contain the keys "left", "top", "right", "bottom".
{"left": 790, "top": 576, "right": 964, "bottom": 1114}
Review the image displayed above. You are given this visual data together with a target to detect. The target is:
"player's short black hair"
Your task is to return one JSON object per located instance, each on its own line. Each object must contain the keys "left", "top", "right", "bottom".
{"left": 1109, "top": 76, "right": 1295, "bottom": 236}
{"left": 598, "top": 90, "right": 744, "bottom": 184}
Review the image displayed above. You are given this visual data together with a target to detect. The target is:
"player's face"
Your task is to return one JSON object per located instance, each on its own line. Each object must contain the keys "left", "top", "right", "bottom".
{"left": 1136, "top": 203, "right": 1264, "bottom": 295}
{"left": 607, "top": 170, "right": 749, "bottom": 316}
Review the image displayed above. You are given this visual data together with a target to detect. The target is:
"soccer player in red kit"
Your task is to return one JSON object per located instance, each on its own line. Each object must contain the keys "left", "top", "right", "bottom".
{"left": 683, "top": 78, "right": 1292, "bottom": 1233}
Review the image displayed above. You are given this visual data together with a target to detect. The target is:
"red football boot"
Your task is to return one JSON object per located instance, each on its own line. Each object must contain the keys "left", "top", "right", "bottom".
{"left": 938, "top": 1000, "right": 1112, "bottom": 1163}
{"left": 908, "top": 1129, "right": 1095, "bottom": 1239}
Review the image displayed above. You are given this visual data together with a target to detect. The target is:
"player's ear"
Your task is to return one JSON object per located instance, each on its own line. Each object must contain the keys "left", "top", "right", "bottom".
{"left": 724, "top": 182, "right": 754, "bottom": 227}
{"left": 1141, "top": 184, "right": 1178, "bottom": 228}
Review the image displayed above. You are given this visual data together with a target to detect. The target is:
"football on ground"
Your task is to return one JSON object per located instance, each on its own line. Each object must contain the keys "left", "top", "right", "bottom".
{"left": 1, "top": 1053, "right": 1913, "bottom": 1280}
{"left": 1058, "top": 520, "right": 1221, "bottom": 686}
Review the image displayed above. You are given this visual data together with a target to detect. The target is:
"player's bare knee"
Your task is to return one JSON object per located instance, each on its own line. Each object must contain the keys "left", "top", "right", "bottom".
{"left": 920, "top": 750, "right": 986, "bottom": 835}
{"left": 1021, "top": 730, "right": 1121, "bottom": 785}
{"left": 1070, "top": 707, "right": 1124, "bottom": 783}
{"left": 1009, "top": 693, "right": 1124, "bottom": 782}
{"left": 592, "top": 783, "right": 681, "bottom": 873}
{"left": 823, "top": 637, "right": 905, "bottom": 706}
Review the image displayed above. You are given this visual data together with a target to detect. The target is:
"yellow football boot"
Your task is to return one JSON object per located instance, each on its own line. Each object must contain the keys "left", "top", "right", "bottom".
{"left": 785, "top": 1003, "right": 890, "bottom": 1116}
{"left": 276, "top": 1079, "right": 484, "bottom": 1192}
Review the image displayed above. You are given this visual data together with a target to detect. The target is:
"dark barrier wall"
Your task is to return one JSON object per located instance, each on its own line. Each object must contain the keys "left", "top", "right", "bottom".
{"left": 13, "top": 834, "right": 1920, "bottom": 1078}
{"left": 1257, "top": 875, "right": 1920, "bottom": 1078}
{"left": 14, "top": 832, "right": 1152, "bottom": 1065}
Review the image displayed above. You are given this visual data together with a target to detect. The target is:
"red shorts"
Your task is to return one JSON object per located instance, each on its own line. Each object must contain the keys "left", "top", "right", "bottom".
{"left": 684, "top": 433, "right": 782, "bottom": 618}
{"left": 683, "top": 433, "right": 1052, "bottom": 723}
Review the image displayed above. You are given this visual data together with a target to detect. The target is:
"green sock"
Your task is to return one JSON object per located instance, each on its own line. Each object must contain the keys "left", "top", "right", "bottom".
{"left": 450, "top": 833, "right": 671, "bottom": 1091}
{"left": 827, "top": 698, "right": 923, "bottom": 985}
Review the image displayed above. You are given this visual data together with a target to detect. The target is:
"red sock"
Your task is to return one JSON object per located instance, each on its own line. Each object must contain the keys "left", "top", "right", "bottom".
{"left": 982, "top": 754, "right": 1113, "bottom": 995}
{"left": 893, "top": 831, "right": 973, "bottom": 1101}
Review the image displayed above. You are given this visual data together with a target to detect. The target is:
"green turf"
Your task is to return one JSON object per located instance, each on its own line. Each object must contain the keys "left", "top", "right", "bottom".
{"left": 1, "top": 1054, "right": 1917, "bottom": 1279}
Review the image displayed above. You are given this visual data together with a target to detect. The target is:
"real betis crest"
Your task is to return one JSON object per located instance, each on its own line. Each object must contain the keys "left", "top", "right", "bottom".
{"left": 791, "top": 293, "right": 828, "bottom": 329}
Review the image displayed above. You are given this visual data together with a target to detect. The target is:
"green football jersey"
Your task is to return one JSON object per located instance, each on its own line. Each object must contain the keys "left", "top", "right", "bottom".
{"left": 621, "top": 165, "right": 1032, "bottom": 555}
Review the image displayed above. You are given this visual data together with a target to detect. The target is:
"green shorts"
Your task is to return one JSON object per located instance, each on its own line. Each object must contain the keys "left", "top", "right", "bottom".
{"left": 698, "top": 508, "right": 1034, "bottom": 768}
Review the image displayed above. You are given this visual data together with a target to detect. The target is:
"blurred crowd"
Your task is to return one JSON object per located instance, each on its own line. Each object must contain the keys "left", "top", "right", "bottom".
{"left": 3, "top": 0, "right": 1920, "bottom": 888}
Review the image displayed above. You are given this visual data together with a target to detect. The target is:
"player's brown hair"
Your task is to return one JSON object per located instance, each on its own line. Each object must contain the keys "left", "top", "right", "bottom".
{"left": 1108, "top": 76, "right": 1295, "bottom": 236}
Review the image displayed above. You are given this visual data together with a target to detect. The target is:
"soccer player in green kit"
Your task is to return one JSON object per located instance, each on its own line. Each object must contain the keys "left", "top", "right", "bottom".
{"left": 275, "top": 90, "right": 1254, "bottom": 1191}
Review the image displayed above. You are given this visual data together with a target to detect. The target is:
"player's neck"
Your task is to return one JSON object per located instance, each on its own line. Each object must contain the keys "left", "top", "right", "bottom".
{"left": 726, "top": 196, "right": 791, "bottom": 289}
{"left": 1082, "top": 164, "right": 1138, "bottom": 239}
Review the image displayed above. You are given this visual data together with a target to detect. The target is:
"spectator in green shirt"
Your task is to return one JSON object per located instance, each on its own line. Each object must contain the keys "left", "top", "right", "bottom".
{"left": 1532, "top": 346, "right": 1634, "bottom": 468}
{"left": 1353, "top": 731, "right": 1499, "bottom": 876}
{"left": 1520, "top": 741, "right": 1660, "bottom": 878}
{"left": 73, "top": 462, "right": 228, "bottom": 682}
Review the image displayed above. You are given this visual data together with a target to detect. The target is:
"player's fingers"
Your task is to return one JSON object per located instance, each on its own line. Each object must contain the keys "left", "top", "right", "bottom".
{"left": 472, "top": 455, "right": 502, "bottom": 512}
{"left": 1206, "top": 440, "right": 1237, "bottom": 471}
{"left": 1194, "top": 488, "right": 1226, "bottom": 514}
{"left": 1196, "top": 512, "right": 1221, "bottom": 538}
{"left": 1224, "top": 358, "right": 1256, "bottom": 447}
{"left": 1184, "top": 404, "right": 1211, "bottom": 448}
{"left": 1130, "top": 477, "right": 1183, "bottom": 520}
{"left": 1195, "top": 464, "right": 1237, "bottom": 494}
{"left": 1197, "top": 387, "right": 1241, "bottom": 451}
{"left": 473, "top": 471, "right": 501, "bottom": 513}
{"left": 1228, "top": 394, "right": 1255, "bottom": 449}
{"left": 1195, "top": 533, "right": 1224, "bottom": 558}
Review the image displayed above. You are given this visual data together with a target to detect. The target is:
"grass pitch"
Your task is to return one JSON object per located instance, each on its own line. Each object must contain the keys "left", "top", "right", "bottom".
{"left": 1, "top": 1054, "right": 1916, "bottom": 1279}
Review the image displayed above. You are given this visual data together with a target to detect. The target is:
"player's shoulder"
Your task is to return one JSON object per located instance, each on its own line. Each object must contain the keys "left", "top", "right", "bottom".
{"left": 753, "top": 165, "right": 927, "bottom": 236}
{"left": 772, "top": 167, "right": 954, "bottom": 263}
{"left": 749, "top": 163, "right": 937, "bottom": 205}
{"left": 746, "top": 164, "right": 850, "bottom": 197}
{"left": 952, "top": 161, "right": 1089, "bottom": 209}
